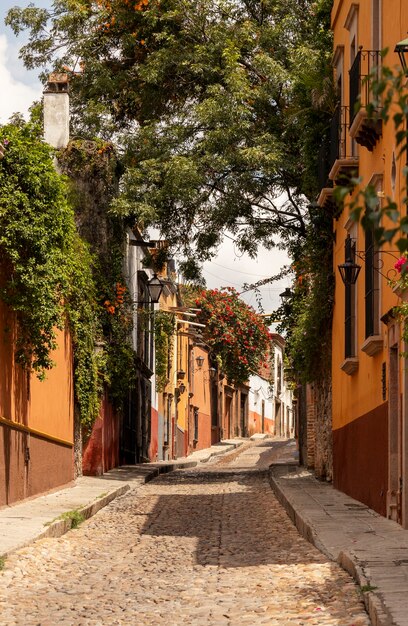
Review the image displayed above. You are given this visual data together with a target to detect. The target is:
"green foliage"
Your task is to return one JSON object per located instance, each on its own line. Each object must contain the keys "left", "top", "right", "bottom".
{"left": 0, "top": 120, "right": 71, "bottom": 373}
{"left": 57, "top": 139, "right": 137, "bottom": 423}
{"left": 192, "top": 287, "right": 270, "bottom": 384}
{"left": 0, "top": 119, "right": 103, "bottom": 428}
{"left": 0, "top": 122, "right": 136, "bottom": 432}
{"left": 0, "top": 556, "right": 5, "bottom": 571}
{"left": 276, "top": 207, "right": 334, "bottom": 384}
{"left": 7, "top": 0, "right": 333, "bottom": 267}
{"left": 59, "top": 509, "right": 85, "bottom": 529}
{"left": 153, "top": 311, "right": 175, "bottom": 391}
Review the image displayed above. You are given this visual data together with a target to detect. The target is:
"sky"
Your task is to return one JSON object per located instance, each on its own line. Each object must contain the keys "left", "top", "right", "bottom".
{"left": 0, "top": 1, "right": 291, "bottom": 316}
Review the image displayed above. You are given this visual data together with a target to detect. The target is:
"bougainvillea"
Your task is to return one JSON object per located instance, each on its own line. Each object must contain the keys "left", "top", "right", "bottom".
{"left": 194, "top": 287, "right": 270, "bottom": 384}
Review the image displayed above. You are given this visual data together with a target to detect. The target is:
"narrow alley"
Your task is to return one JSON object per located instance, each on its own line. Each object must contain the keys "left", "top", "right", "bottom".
{"left": 0, "top": 441, "right": 370, "bottom": 626}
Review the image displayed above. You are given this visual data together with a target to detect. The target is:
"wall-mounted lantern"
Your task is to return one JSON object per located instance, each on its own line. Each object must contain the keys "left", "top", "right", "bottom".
{"left": 338, "top": 259, "right": 362, "bottom": 285}
{"left": 195, "top": 355, "right": 205, "bottom": 369}
{"left": 338, "top": 235, "right": 361, "bottom": 286}
{"left": 395, "top": 37, "right": 408, "bottom": 74}
{"left": 147, "top": 273, "right": 164, "bottom": 303}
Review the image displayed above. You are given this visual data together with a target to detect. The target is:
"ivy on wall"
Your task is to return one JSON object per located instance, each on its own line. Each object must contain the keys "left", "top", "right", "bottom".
{"left": 0, "top": 118, "right": 103, "bottom": 429}
{"left": 0, "top": 118, "right": 138, "bottom": 433}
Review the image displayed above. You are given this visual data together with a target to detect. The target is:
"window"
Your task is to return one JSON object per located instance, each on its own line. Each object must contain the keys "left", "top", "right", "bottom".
{"left": 372, "top": 0, "right": 381, "bottom": 51}
{"left": 364, "top": 220, "right": 379, "bottom": 338}
{"left": 345, "top": 237, "right": 357, "bottom": 358}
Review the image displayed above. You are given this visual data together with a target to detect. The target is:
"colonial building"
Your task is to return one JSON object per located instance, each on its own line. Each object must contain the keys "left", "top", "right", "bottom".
{"left": 248, "top": 334, "right": 294, "bottom": 438}
{"left": 319, "top": 0, "right": 408, "bottom": 522}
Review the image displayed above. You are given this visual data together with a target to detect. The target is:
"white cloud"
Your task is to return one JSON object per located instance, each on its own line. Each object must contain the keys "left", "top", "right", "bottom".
{"left": 0, "top": 34, "right": 42, "bottom": 124}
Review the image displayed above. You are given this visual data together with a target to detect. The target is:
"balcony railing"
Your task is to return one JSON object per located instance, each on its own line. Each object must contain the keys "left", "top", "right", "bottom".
{"left": 349, "top": 49, "right": 381, "bottom": 123}
{"left": 317, "top": 106, "right": 358, "bottom": 207}
{"left": 349, "top": 50, "right": 382, "bottom": 150}
{"left": 318, "top": 136, "right": 332, "bottom": 190}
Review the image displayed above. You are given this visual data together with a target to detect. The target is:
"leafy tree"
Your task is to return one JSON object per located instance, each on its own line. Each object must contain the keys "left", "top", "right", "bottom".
{"left": 6, "top": 0, "right": 334, "bottom": 276}
{"left": 193, "top": 287, "right": 270, "bottom": 384}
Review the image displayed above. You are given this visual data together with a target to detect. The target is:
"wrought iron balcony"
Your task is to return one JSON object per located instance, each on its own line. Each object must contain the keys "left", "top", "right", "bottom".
{"left": 317, "top": 106, "right": 358, "bottom": 208}
{"left": 328, "top": 106, "right": 358, "bottom": 184}
{"left": 349, "top": 49, "right": 382, "bottom": 151}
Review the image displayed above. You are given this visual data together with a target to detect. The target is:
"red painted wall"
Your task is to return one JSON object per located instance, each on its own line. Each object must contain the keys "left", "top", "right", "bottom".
{"left": 82, "top": 392, "right": 120, "bottom": 475}
{"left": 149, "top": 407, "right": 159, "bottom": 461}
{"left": 333, "top": 403, "right": 388, "bottom": 517}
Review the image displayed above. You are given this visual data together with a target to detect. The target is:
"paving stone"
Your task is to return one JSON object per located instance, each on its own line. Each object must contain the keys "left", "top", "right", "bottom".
{"left": 0, "top": 441, "right": 370, "bottom": 625}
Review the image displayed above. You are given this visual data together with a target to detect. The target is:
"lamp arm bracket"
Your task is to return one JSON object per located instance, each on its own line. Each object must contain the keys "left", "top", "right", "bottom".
{"left": 354, "top": 249, "right": 400, "bottom": 281}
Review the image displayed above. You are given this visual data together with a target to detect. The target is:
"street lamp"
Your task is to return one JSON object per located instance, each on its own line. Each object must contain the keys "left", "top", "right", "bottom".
{"left": 395, "top": 37, "right": 408, "bottom": 74}
{"left": 195, "top": 355, "right": 205, "bottom": 369}
{"left": 147, "top": 273, "right": 164, "bottom": 303}
{"left": 338, "top": 235, "right": 361, "bottom": 286}
{"left": 279, "top": 287, "right": 293, "bottom": 304}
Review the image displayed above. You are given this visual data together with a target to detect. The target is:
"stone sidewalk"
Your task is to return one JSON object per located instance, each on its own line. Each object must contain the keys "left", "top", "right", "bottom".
{"left": 0, "top": 439, "right": 243, "bottom": 559}
{"left": 269, "top": 462, "right": 408, "bottom": 626}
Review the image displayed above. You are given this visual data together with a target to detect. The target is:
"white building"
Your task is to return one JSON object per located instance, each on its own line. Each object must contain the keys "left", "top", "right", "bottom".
{"left": 248, "top": 334, "right": 294, "bottom": 438}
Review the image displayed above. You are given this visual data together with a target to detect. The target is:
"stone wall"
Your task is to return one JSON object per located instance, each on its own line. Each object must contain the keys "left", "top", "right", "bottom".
{"left": 313, "top": 374, "right": 333, "bottom": 481}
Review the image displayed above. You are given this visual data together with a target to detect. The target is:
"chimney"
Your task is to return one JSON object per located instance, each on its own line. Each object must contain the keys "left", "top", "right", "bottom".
{"left": 43, "top": 73, "right": 69, "bottom": 149}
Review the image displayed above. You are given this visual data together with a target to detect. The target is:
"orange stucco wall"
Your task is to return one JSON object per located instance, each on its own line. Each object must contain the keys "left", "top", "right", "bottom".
{"left": 331, "top": 0, "right": 408, "bottom": 433}
{"left": 328, "top": 0, "right": 408, "bottom": 516}
{"left": 0, "top": 302, "right": 74, "bottom": 505}
{"left": 0, "top": 304, "right": 74, "bottom": 442}
{"left": 248, "top": 410, "right": 274, "bottom": 437}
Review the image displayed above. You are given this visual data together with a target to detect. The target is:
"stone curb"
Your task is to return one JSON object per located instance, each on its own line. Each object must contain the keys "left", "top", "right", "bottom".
{"left": 268, "top": 464, "right": 393, "bottom": 626}
{"left": 35, "top": 484, "right": 131, "bottom": 544}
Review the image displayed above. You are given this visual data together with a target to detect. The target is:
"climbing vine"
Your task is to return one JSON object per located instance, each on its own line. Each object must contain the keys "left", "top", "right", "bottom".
{"left": 153, "top": 311, "right": 175, "bottom": 392}
{"left": 0, "top": 119, "right": 139, "bottom": 433}
{"left": 0, "top": 118, "right": 103, "bottom": 429}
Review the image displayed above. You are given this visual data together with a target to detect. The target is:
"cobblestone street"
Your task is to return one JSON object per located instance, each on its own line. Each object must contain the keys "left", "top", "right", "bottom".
{"left": 0, "top": 441, "right": 370, "bottom": 625}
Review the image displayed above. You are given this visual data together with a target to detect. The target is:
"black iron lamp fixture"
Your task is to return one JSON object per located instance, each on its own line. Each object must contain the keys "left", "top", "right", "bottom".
{"left": 133, "top": 273, "right": 165, "bottom": 305}
{"left": 338, "top": 258, "right": 362, "bottom": 286}
{"left": 147, "top": 273, "right": 164, "bottom": 303}
{"left": 195, "top": 355, "right": 205, "bottom": 369}
{"left": 178, "top": 382, "right": 186, "bottom": 395}
{"left": 338, "top": 235, "right": 361, "bottom": 286}
{"left": 395, "top": 37, "right": 408, "bottom": 74}
{"left": 279, "top": 287, "right": 293, "bottom": 304}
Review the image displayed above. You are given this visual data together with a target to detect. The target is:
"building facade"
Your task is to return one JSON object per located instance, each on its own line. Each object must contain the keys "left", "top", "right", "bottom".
{"left": 319, "top": 0, "right": 408, "bottom": 522}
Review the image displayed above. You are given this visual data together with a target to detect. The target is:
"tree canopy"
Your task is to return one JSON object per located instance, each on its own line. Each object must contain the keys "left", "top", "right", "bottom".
{"left": 7, "top": 0, "right": 334, "bottom": 277}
